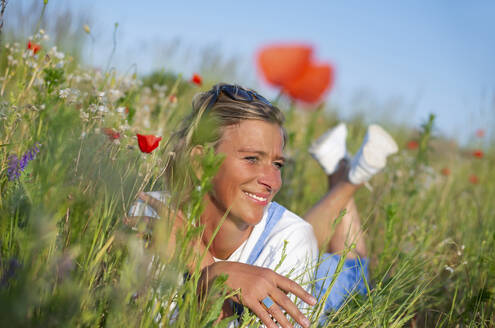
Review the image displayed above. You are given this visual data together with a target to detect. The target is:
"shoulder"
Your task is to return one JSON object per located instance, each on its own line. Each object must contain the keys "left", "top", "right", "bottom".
{"left": 256, "top": 203, "right": 318, "bottom": 274}
{"left": 269, "top": 204, "right": 316, "bottom": 244}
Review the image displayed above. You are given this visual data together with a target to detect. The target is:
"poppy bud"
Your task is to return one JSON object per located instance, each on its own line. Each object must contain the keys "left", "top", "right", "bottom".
{"left": 472, "top": 150, "right": 483, "bottom": 158}
{"left": 136, "top": 134, "right": 162, "bottom": 153}
{"left": 191, "top": 74, "right": 202, "bottom": 86}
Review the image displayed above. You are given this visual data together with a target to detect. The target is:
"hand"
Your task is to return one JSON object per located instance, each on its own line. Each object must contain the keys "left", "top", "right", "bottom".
{"left": 199, "top": 261, "right": 316, "bottom": 328}
{"left": 124, "top": 192, "right": 214, "bottom": 270}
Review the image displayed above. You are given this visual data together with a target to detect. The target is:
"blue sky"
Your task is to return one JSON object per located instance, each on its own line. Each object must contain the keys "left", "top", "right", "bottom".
{"left": 35, "top": 1, "right": 495, "bottom": 142}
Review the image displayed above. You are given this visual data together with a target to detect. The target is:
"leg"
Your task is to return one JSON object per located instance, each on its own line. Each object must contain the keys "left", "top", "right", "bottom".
{"left": 308, "top": 123, "right": 398, "bottom": 311}
{"left": 306, "top": 123, "right": 397, "bottom": 257}
{"left": 304, "top": 160, "right": 366, "bottom": 258}
{"left": 325, "top": 197, "right": 366, "bottom": 258}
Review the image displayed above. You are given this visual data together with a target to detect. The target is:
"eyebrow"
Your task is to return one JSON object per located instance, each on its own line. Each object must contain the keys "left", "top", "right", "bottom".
{"left": 238, "top": 149, "right": 286, "bottom": 161}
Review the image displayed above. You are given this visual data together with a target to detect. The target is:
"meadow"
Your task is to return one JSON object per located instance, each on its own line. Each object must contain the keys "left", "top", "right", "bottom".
{"left": 0, "top": 11, "right": 494, "bottom": 327}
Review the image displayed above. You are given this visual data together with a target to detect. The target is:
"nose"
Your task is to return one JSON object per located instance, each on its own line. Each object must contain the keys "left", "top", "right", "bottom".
{"left": 257, "top": 164, "right": 282, "bottom": 192}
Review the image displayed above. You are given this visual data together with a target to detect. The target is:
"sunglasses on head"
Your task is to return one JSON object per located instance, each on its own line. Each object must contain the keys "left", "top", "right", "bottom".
{"left": 206, "top": 84, "right": 273, "bottom": 110}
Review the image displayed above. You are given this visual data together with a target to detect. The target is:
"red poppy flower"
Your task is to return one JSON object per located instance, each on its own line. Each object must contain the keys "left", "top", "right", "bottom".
{"left": 472, "top": 149, "right": 483, "bottom": 158}
{"left": 27, "top": 41, "right": 41, "bottom": 55}
{"left": 406, "top": 140, "right": 419, "bottom": 150}
{"left": 469, "top": 174, "right": 479, "bottom": 184}
{"left": 282, "top": 62, "right": 334, "bottom": 104}
{"left": 191, "top": 73, "right": 202, "bottom": 86}
{"left": 440, "top": 167, "right": 451, "bottom": 176}
{"left": 103, "top": 128, "right": 120, "bottom": 140}
{"left": 136, "top": 134, "right": 162, "bottom": 153}
{"left": 475, "top": 129, "right": 485, "bottom": 138}
{"left": 169, "top": 94, "right": 177, "bottom": 104}
{"left": 257, "top": 44, "right": 313, "bottom": 87}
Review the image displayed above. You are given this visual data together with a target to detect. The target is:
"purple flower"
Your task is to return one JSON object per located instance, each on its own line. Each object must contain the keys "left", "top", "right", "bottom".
{"left": 7, "top": 154, "right": 21, "bottom": 181}
{"left": 7, "top": 143, "right": 41, "bottom": 181}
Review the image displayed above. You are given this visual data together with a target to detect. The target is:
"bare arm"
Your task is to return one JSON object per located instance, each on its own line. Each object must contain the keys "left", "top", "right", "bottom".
{"left": 124, "top": 192, "right": 215, "bottom": 271}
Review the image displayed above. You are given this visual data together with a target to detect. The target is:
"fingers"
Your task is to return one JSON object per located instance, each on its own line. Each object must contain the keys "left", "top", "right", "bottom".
{"left": 274, "top": 273, "right": 317, "bottom": 307}
{"left": 264, "top": 300, "right": 293, "bottom": 328}
{"left": 270, "top": 288, "right": 310, "bottom": 328}
{"left": 250, "top": 296, "right": 308, "bottom": 328}
{"left": 249, "top": 302, "right": 280, "bottom": 328}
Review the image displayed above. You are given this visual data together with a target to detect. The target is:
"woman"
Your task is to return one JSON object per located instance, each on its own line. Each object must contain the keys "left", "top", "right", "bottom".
{"left": 129, "top": 83, "right": 398, "bottom": 327}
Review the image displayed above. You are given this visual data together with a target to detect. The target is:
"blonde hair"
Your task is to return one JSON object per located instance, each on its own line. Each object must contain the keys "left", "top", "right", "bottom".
{"left": 165, "top": 83, "right": 286, "bottom": 206}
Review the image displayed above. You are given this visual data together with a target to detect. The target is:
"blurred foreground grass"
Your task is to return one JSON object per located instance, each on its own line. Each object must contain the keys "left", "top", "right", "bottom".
{"left": 0, "top": 29, "right": 494, "bottom": 327}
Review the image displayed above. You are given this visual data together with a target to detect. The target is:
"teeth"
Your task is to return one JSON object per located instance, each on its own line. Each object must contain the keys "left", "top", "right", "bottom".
{"left": 244, "top": 192, "right": 267, "bottom": 202}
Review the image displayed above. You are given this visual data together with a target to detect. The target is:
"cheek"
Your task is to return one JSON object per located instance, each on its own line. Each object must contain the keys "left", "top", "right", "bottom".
{"left": 269, "top": 170, "right": 283, "bottom": 194}
{"left": 212, "top": 161, "right": 241, "bottom": 197}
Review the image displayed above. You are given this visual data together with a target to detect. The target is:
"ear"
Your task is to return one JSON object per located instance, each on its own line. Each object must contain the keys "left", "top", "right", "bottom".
{"left": 190, "top": 145, "right": 204, "bottom": 180}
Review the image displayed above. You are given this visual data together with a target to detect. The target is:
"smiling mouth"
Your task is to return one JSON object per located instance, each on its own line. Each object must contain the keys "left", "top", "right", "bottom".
{"left": 243, "top": 191, "right": 268, "bottom": 203}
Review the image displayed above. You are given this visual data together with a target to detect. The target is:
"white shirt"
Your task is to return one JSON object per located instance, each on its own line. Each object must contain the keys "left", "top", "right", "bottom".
{"left": 218, "top": 203, "right": 317, "bottom": 289}
{"left": 130, "top": 191, "right": 318, "bottom": 325}
{"left": 130, "top": 191, "right": 317, "bottom": 285}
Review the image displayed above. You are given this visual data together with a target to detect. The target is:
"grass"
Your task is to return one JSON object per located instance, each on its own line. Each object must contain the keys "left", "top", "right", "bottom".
{"left": 0, "top": 26, "right": 494, "bottom": 327}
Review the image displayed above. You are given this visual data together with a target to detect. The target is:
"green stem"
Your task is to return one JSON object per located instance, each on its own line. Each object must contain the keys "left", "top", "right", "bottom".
{"left": 35, "top": 0, "right": 48, "bottom": 34}
{"left": 105, "top": 22, "right": 119, "bottom": 72}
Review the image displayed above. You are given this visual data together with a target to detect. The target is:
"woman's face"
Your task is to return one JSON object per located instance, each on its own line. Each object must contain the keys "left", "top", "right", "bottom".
{"left": 207, "top": 119, "right": 285, "bottom": 228}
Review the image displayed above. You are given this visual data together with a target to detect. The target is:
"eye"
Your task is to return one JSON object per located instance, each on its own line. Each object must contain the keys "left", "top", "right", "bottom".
{"left": 244, "top": 156, "right": 258, "bottom": 163}
{"left": 273, "top": 161, "right": 284, "bottom": 170}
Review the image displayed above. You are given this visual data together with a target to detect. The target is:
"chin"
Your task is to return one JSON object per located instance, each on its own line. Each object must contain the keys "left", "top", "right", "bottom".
{"left": 240, "top": 207, "right": 266, "bottom": 226}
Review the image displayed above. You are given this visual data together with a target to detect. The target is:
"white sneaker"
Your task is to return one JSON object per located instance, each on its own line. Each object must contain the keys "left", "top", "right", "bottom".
{"left": 348, "top": 124, "right": 398, "bottom": 185}
{"left": 309, "top": 123, "right": 348, "bottom": 175}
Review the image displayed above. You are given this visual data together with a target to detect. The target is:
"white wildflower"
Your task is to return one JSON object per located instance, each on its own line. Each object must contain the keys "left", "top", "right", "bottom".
{"left": 97, "top": 105, "right": 108, "bottom": 112}
{"left": 88, "top": 104, "right": 98, "bottom": 112}
{"left": 7, "top": 55, "right": 18, "bottom": 66}
{"left": 59, "top": 88, "right": 71, "bottom": 99}
{"left": 153, "top": 83, "right": 168, "bottom": 93}
{"left": 34, "top": 77, "right": 44, "bottom": 87}
{"left": 72, "top": 74, "right": 82, "bottom": 83}
{"left": 119, "top": 123, "right": 130, "bottom": 131}
{"left": 26, "top": 60, "right": 38, "bottom": 69}
{"left": 108, "top": 89, "right": 123, "bottom": 102}
{"left": 444, "top": 265, "right": 454, "bottom": 274}
{"left": 50, "top": 46, "right": 65, "bottom": 60}
{"left": 116, "top": 106, "right": 126, "bottom": 113}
